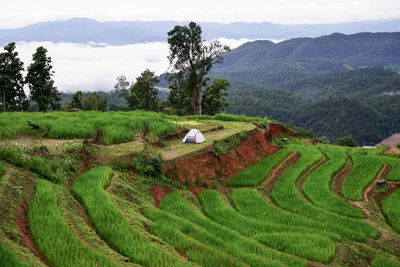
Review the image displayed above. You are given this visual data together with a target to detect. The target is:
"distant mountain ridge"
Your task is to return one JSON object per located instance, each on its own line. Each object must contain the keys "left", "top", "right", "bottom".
{"left": 1, "top": 17, "right": 400, "bottom": 45}
{"left": 209, "top": 32, "right": 400, "bottom": 90}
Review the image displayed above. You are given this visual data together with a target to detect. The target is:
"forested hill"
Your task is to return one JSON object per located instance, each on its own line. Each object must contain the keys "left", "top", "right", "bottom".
{"left": 211, "top": 32, "right": 400, "bottom": 89}
{"left": 219, "top": 32, "right": 400, "bottom": 146}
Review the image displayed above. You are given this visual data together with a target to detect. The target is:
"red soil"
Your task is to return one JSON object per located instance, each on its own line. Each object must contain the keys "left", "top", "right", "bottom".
{"left": 152, "top": 185, "right": 171, "bottom": 208}
{"left": 268, "top": 123, "right": 295, "bottom": 137}
{"left": 16, "top": 199, "right": 47, "bottom": 265}
{"left": 163, "top": 129, "right": 280, "bottom": 187}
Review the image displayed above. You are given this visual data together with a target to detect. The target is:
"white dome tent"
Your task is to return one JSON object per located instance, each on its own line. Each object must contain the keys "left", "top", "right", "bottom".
{"left": 182, "top": 129, "right": 206, "bottom": 144}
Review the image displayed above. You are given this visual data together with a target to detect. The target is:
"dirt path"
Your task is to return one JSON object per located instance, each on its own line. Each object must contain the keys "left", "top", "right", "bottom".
{"left": 329, "top": 157, "right": 374, "bottom": 218}
{"left": 295, "top": 154, "right": 327, "bottom": 203}
{"left": 259, "top": 151, "right": 299, "bottom": 197}
{"left": 16, "top": 199, "right": 48, "bottom": 266}
{"left": 364, "top": 163, "right": 391, "bottom": 202}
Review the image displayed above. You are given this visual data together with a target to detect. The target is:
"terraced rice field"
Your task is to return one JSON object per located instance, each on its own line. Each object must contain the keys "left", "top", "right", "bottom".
{"left": 1, "top": 114, "right": 400, "bottom": 266}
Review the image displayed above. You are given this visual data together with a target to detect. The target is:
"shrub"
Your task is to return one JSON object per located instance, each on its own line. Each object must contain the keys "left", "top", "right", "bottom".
{"left": 336, "top": 136, "right": 357, "bottom": 147}
{"left": 132, "top": 152, "right": 163, "bottom": 178}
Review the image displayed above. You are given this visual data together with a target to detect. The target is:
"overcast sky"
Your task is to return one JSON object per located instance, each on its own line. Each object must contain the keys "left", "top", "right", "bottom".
{"left": 1, "top": 0, "right": 400, "bottom": 28}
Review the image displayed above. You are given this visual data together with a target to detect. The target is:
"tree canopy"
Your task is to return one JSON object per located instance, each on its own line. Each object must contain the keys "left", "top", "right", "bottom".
{"left": 26, "top": 46, "right": 60, "bottom": 112}
{"left": 0, "top": 42, "right": 27, "bottom": 111}
{"left": 125, "top": 69, "right": 159, "bottom": 111}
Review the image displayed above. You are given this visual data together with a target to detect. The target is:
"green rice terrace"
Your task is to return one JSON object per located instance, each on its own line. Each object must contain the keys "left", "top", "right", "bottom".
{"left": 1, "top": 111, "right": 400, "bottom": 266}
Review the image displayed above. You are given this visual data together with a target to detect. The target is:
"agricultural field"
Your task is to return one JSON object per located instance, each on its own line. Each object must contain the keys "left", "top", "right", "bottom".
{"left": 1, "top": 111, "right": 400, "bottom": 266}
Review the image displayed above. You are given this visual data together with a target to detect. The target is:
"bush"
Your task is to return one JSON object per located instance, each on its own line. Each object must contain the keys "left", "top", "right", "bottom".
{"left": 336, "top": 136, "right": 357, "bottom": 147}
{"left": 132, "top": 152, "right": 163, "bottom": 178}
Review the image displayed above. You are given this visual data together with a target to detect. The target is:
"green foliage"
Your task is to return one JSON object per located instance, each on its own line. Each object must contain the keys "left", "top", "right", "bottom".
{"left": 125, "top": 69, "right": 159, "bottom": 111}
{"left": 0, "top": 144, "right": 75, "bottom": 183}
{"left": 167, "top": 21, "right": 229, "bottom": 115}
{"left": 0, "top": 240, "right": 30, "bottom": 267}
{"left": 372, "top": 257, "right": 400, "bottom": 267}
{"left": 73, "top": 167, "right": 185, "bottom": 266}
{"left": 384, "top": 157, "right": 400, "bottom": 182}
{"left": 255, "top": 233, "right": 335, "bottom": 263}
{"left": 270, "top": 145, "right": 378, "bottom": 241}
{"left": 381, "top": 189, "right": 400, "bottom": 234}
{"left": 156, "top": 190, "right": 307, "bottom": 266}
{"left": 0, "top": 42, "right": 28, "bottom": 112}
{"left": 67, "top": 90, "right": 83, "bottom": 109}
{"left": 336, "top": 136, "right": 357, "bottom": 147}
{"left": 227, "top": 148, "right": 292, "bottom": 187}
{"left": 81, "top": 92, "right": 107, "bottom": 111}
{"left": 0, "top": 111, "right": 180, "bottom": 145}
{"left": 342, "top": 153, "right": 383, "bottom": 201}
{"left": 26, "top": 46, "right": 60, "bottom": 112}
{"left": 166, "top": 78, "right": 194, "bottom": 116}
{"left": 146, "top": 208, "right": 250, "bottom": 267}
{"left": 29, "top": 179, "right": 120, "bottom": 267}
{"left": 132, "top": 152, "right": 163, "bottom": 178}
{"left": 202, "top": 78, "right": 230, "bottom": 115}
{"left": 302, "top": 146, "right": 364, "bottom": 218}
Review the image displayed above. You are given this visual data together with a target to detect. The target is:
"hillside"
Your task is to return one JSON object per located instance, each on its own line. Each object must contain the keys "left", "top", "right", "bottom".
{"left": 1, "top": 111, "right": 400, "bottom": 266}
{"left": 211, "top": 32, "right": 400, "bottom": 89}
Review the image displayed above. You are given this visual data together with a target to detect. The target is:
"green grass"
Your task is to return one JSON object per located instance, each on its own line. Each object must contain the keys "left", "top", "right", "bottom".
{"left": 342, "top": 153, "right": 383, "bottom": 201}
{"left": 227, "top": 148, "right": 292, "bottom": 187}
{"left": 73, "top": 167, "right": 187, "bottom": 267}
{"left": 383, "top": 157, "right": 400, "bottom": 182}
{"left": 302, "top": 146, "right": 364, "bottom": 218}
{"left": 0, "top": 111, "right": 180, "bottom": 145}
{"left": 146, "top": 208, "right": 270, "bottom": 267}
{"left": 0, "top": 241, "right": 31, "bottom": 267}
{"left": 254, "top": 232, "right": 335, "bottom": 263}
{"left": 28, "top": 179, "right": 120, "bottom": 267}
{"left": 156, "top": 190, "right": 306, "bottom": 266}
{"left": 231, "top": 188, "right": 341, "bottom": 241}
{"left": 270, "top": 145, "right": 378, "bottom": 242}
{"left": 381, "top": 189, "right": 400, "bottom": 234}
{"left": 371, "top": 257, "right": 400, "bottom": 267}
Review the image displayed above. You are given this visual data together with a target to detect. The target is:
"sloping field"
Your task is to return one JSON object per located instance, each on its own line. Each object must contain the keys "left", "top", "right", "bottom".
{"left": 1, "top": 111, "right": 400, "bottom": 266}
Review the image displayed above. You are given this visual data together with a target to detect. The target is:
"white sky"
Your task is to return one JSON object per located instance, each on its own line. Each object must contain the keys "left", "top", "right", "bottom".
{"left": 1, "top": 0, "right": 400, "bottom": 29}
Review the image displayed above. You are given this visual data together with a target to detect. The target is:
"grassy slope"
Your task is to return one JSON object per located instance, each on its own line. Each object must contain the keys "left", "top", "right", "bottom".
{"left": 1, "top": 112, "right": 400, "bottom": 266}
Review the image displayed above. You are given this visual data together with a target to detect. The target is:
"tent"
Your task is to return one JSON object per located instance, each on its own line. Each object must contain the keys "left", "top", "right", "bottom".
{"left": 182, "top": 129, "right": 206, "bottom": 144}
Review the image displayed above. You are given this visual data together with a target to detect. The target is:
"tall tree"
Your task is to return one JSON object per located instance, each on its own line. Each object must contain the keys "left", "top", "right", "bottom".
{"left": 113, "top": 75, "right": 130, "bottom": 96}
{"left": 202, "top": 78, "right": 230, "bottom": 115}
{"left": 70, "top": 90, "right": 83, "bottom": 109}
{"left": 26, "top": 46, "right": 60, "bottom": 112}
{"left": 126, "top": 69, "right": 159, "bottom": 111}
{"left": 0, "top": 42, "right": 27, "bottom": 112}
{"left": 167, "top": 22, "right": 229, "bottom": 115}
{"left": 81, "top": 92, "right": 107, "bottom": 111}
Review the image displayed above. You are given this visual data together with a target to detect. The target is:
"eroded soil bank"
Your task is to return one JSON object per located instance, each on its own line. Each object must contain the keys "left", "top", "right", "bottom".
{"left": 163, "top": 124, "right": 290, "bottom": 186}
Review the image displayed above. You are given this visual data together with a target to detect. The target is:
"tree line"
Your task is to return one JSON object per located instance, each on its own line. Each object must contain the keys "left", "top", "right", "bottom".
{"left": 1, "top": 22, "right": 231, "bottom": 115}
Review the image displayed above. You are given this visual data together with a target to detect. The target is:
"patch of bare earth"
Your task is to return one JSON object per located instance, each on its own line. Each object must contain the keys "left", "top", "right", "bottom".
{"left": 16, "top": 199, "right": 48, "bottom": 266}
{"left": 151, "top": 185, "right": 171, "bottom": 208}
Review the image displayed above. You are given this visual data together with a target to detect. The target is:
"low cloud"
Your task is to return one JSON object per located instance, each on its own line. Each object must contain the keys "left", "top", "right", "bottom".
{"left": 13, "top": 38, "right": 272, "bottom": 93}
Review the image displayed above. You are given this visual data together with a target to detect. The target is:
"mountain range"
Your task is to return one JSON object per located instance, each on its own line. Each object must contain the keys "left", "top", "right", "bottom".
{"left": 1, "top": 17, "right": 400, "bottom": 46}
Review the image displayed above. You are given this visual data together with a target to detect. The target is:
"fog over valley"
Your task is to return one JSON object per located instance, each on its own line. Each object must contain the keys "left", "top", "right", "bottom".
{"left": 14, "top": 38, "right": 258, "bottom": 93}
